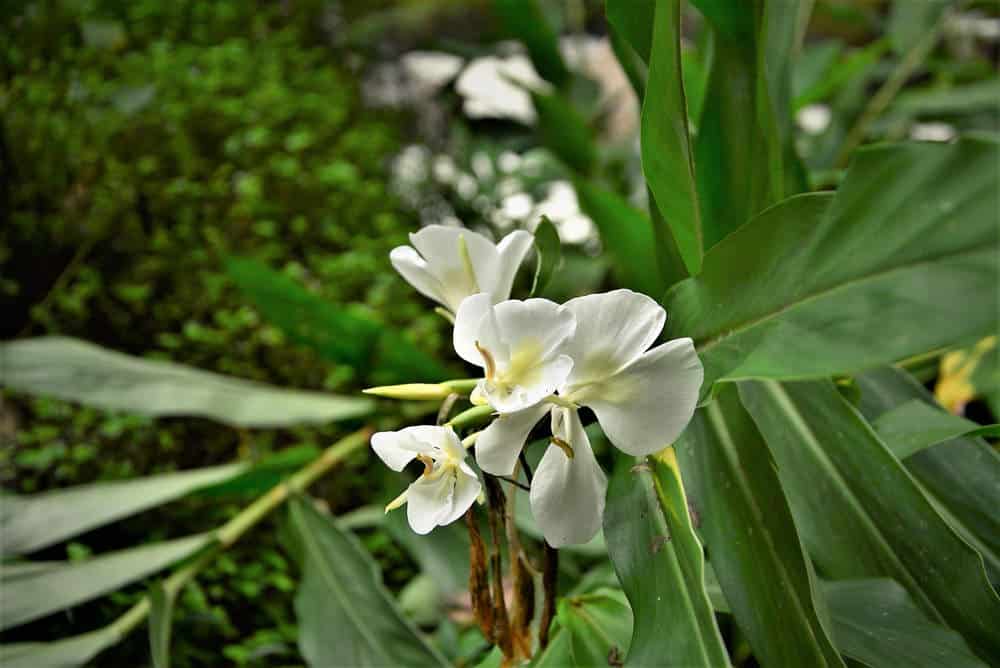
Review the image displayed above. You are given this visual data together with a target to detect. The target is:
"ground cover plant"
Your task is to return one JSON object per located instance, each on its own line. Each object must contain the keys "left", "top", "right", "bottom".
{"left": 1, "top": 0, "right": 998, "bottom": 667}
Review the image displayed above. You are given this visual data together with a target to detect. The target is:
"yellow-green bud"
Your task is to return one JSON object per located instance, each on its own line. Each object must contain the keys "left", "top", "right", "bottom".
{"left": 363, "top": 383, "right": 453, "bottom": 401}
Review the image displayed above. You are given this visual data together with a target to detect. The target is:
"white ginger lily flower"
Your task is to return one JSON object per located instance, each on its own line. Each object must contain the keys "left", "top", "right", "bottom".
{"left": 474, "top": 289, "right": 703, "bottom": 546}
{"left": 390, "top": 224, "right": 534, "bottom": 313}
{"left": 372, "top": 425, "right": 481, "bottom": 535}
{"left": 453, "top": 293, "right": 576, "bottom": 414}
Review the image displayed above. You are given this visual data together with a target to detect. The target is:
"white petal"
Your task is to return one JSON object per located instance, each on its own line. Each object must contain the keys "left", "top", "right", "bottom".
{"left": 482, "top": 354, "right": 572, "bottom": 414}
{"left": 406, "top": 474, "right": 454, "bottom": 534}
{"left": 389, "top": 246, "right": 447, "bottom": 307}
{"left": 371, "top": 425, "right": 450, "bottom": 471}
{"left": 492, "top": 230, "right": 534, "bottom": 302}
{"left": 475, "top": 403, "right": 550, "bottom": 475}
{"left": 453, "top": 293, "right": 495, "bottom": 366}
{"left": 529, "top": 409, "right": 607, "bottom": 547}
{"left": 561, "top": 289, "right": 666, "bottom": 389}
{"left": 409, "top": 225, "right": 500, "bottom": 311}
{"left": 438, "top": 427, "right": 467, "bottom": 462}
{"left": 437, "top": 467, "right": 482, "bottom": 526}
{"left": 493, "top": 298, "right": 576, "bottom": 363}
{"left": 584, "top": 338, "right": 703, "bottom": 456}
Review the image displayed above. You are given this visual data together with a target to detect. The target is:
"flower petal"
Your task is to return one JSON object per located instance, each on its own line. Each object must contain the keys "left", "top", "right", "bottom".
{"left": 437, "top": 467, "right": 482, "bottom": 526}
{"left": 475, "top": 403, "right": 550, "bottom": 475}
{"left": 389, "top": 246, "right": 447, "bottom": 307}
{"left": 453, "top": 293, "right": 495, "bottom": 366}
{"left": 529, "top": 408, "right": 607, "bottom": 547}
{"left": 406, "top": 474, "right": 455, "bottom": 534}
{"left": 371, "top": 425, "right": 449, "bottom": 471}
{"left": 494, "top": 298, "right": 576, "bottom": 363}
{"left": 437, "top": 426, "right": 467, "bottom": 462}
{"left": 561, "top": 289, "right": 666, "bottom": 389}
{"left": 409, "top": 225, "right": 500, "bottom": 312}
{"left": 584, "top": 338, "right": 703, "bottom": 456}
{"left": 493, "top": 230, "right": 534, "bottom": 302}
{"left": 482, "top": 354, "right": 572, "bottom": 414}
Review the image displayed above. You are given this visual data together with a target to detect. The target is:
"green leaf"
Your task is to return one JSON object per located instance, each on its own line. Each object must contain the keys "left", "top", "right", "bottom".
{"left": 825, "top": 579, "right": 987, "bottom": 668}
{"left": 552, "top": 589, "right": 633, "bottom": 667}
{"left": 148, "top": 581, "right": 175, "bottom": 668}
{"left": 605, "top": 0, "right": 654, "bottom": 63}
{"left": 675, "top": 385, "right": 845, "bottom": 668}
{"left": 493, "top": 0, "right": 569, "bottom": 87}
{"left": 872, "top": 399, "right": 999, "bottom": 459}
{"left": 640, "top": 0, "right": 703, "bottom": 277}
{"left": 287, "top": 496, "right": 449, "bottom": 667}
{"left": 531, "top": 90, "right": 597, "bottom": 175}
{"left": 665, "top": 137, "right": 1000, "bottom": 397}
{"left": 0, "top": 533, "right": 211, "bottom": 631}
{"left": 855, "top": 367, "right": 1000, "bottom": 582}
{"left": 0, "top": 337, "right": 373, "bottom": 427}
{"left": 603, "top": 454, "right": 729, "bottom": 667}
{"left": 888, "top": 0, "right": 952, "bottom": 56}
{"left": 893, "top": 80, "right": 1000, "bottom": 118}
{"left": 226, "top": 256, "right": 447, "bottom": 383}
{"left": 0, "top": 626, "right": 121, "bottom": 668}
{"left": 385, "top": 509, "right": 469, "bottom": 596}
{"left": 738, "top": 379, "right": 1000, "bottom": 662}
{"left": 573, "top": 179, "right": 664, "bottom": 296}
{"left": 530, "top": 216, "right": 562, "bottom": 297}
{"left": 2, "top": 462, "right": 245, "bottom": 557}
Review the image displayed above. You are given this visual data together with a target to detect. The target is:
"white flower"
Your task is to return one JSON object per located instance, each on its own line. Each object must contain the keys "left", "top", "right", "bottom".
{"left": 453, "top": 293, "right": 575, "bottom": 414}
{"left": 473, "top": 289, "right": 703, "bottom": 546}
{"left": 390, "top": 225, "right": 534, "bottom": 313}
{"left": 372, "top": 425, "right": 482, "bottom": 535}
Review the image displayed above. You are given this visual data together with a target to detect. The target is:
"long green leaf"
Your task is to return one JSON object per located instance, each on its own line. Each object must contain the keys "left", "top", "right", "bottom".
{"left": 603, "top": 454, "right": 729, "bottom": 667}
{"left": 639, "top": 0, "right": 703, "bottom": 277}
{"left": 825, "top": 579, "right": 987, "bottom": 668}
{"left": 872, "top": 399, "right": 999, "bottom": 459}
{"left": 0, "top": 337, "right": 373, "bottom": 427}
{"left": 855, "top": 367, "right": 1000, "bottom": 582}
{"left": 493, "top": 0, "right": 569, "bottom": 87}
{"left": 605, "top": 0, "right": 654, "bottom": 63}
{"left": 665, "top": 137, "right": 1000, "bottom": 396}
{"left": 551, "top": 589, "right": 633, "bottom": 667}
{"left": 1, "top": 533, "right": 211, "bottom": 631}
{"left": 0, "top": 626, "right": 121, "bottom": 668}
{"left": 738, "top": 379, "right": 1000, "bottom": 662}
{"left": 532, "top": 90, "right": 597, "bottom": 175}
{"left": 573, "top": 179, "right": 664, "bottom": 296}
{"left": 675, "top": 385, "right": 845, "bottom": 668}
{"left": 2, "top": 462, "right": 245, "bottom": 557}
{"left": 226, "top": 257, "right": 447, "bottom": 383}
{"left": 148, "top": 581, "right": 175, "bottom": 668}
{"left": 287, "top": 496, "right": 449, "bottom": 667}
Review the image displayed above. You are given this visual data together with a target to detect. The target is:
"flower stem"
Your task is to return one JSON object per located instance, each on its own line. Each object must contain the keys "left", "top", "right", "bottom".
{"left": 101, "top": 428, "right": 372, "bottom": 647}
{"left": 539, "top": 541, "right": 559, "bottom": 649}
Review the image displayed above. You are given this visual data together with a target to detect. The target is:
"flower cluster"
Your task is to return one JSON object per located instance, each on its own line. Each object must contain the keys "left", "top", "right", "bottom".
{"left": 369, "top": 225, "right": 703, "bottom": 546}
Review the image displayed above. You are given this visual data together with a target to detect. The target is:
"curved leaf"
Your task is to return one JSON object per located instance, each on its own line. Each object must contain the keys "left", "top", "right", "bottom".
{"left": 738, "top": 379, "right": 1000, "bottom": 662}
{"left": 872, "top": 399, "right": 999, "bottom": 459}
{"left": 666, "top": 137, "right": 1000, "bottom": 396}
{"left": 0, "top": 627, "right": 121, "bottom": 668}
{"left": 287, "top": 496, "right": 449, "bottom": 668}
{"left": 530, "top": 216, "right": 562, "bottom": 297}
{"left": 148, "top": 581, "right": 175, "bottom": 668}
{"left": 675, "top": 385, "right": 844, "bottom": 668}
{"left": 2, "top": 462, "right": 245, "bottom": 557}
{"left": 0, "top": 336, "right": 373, "bottom": 427}
{"left": 604, "top": 453, "right": 729, "bottom": 667}
{"left": 1, "top": 533, "right": 211, "bottom": 631}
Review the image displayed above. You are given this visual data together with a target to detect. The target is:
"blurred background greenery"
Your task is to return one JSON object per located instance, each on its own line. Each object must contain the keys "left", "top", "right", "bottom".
{"left": 1, "top": 0, "right": 997, "bottom": 665}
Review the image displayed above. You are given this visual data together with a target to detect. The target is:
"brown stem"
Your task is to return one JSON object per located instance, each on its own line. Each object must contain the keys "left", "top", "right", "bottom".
{"left": 484, "top": 476, "right": 514, "bottom": 660}
{"left": 539, "top": 541, "right": 558, "bottom": 649}
{"left": 465, "top": 508, "right": 494, "bottom": 642}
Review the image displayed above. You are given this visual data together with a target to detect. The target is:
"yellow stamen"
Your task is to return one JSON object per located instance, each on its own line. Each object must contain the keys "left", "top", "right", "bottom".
{"left": 417, "top": 454, "right": 435, "bottom": 477}
{"left": 475, "top": 340, "right": 497, "bottom": 380}
{"left": 551, "top": 436, "right": 574, "bottom": 459}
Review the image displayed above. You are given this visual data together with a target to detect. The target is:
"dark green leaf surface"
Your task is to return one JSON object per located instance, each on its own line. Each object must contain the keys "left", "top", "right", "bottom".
{"left": 547, "top": 589, "right": 633, "bottom": 667}
{"left": 640, "top": 0, "right": 703, "bottom": 277}
{"left": 825, "top": 579, "right": 987, "bottom": 668}
{"left": 872, "top": 399, "right": 999, "bottom": 459}
{"left": 888, "top": 0, "right": 952, "bottom": 55}
{"left": 226, "top": 256, "right": 447, "bottom": 383}
{"left": 148, "top": 581, "right": 175, "bottom": 668}
{"left": 605, "top": 0, "right": 654, "bottom": 63}
{"left": 855, "top": 367, "right": 1000, "bottom": 582}
{"left": 532, "top": 90, "right": 597, "bottom": 175}
{"left": 738, "top": 379, "right": 1000, "bottom": 662}
{"left": 2, "top": 462, "right": 245, "bottom": 557}
{"left": 493, "top": 0, "right": 569, "bottom": 87}
{"left": 385, "top": 510, "right": 469, "bottom": 596}
{"left": 604, "top": 454, "right": 729, "bottom": 667}
{"left": 1, "top": 533, "right": 211, "bottom": 631}
{"left": 675, "top": 386, "right": 844, "bottom": 668}
{"left": 666, "top": 138, "right": 1000, "bottom": 396}
{"left": 0, "top": 337, "right": 373, "bottom": 427}
{"left": 287, "top": 496, "right": 448, "bottom": 668}
{"left": 530, "top": 216, "right": 562, "bottom": 297}
{"left": 573, "top": 179, "right": 663, "bottom": 296}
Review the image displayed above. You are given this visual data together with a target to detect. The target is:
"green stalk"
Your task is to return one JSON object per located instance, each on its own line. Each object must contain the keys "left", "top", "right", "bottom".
{"left": 104, "top": 428, "right": 371, "bottom": 643}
